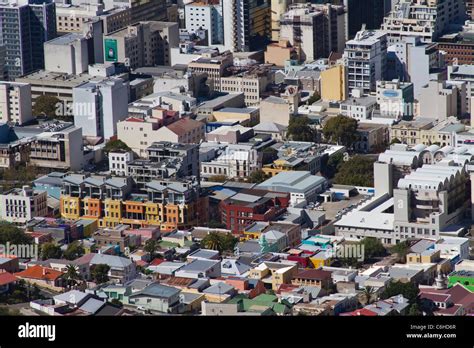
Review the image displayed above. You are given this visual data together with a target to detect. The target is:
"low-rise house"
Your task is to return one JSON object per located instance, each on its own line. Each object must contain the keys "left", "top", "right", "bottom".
{"left": 224, "top": 277, "right": 266, "bottom": 299}
{"left": 248, "top": 261, "right": 298, "bottom": 291}
{"left": 341, "top": 295, "right": 410, "bottom": 316}
{"left": 75, "top": 253, "right": 137, "bottom": 284}
{"left": 187, "top": 249, "right": 220, "bottom": 262}
{"left": 15, "top": 265, "right": 64, "bottom": 291}
{"left": 0, "top": 272, "right": 17, "bottom": 294}
{"left": 174, "top": 259, "right": 221, "bottom": 279}
{"left": 128, "top": 283, "right": 181, "bottom": 313}
{"left": 291, "top": 269, "right": 333, "bottom": 291}
{"left": 419, "top": 284, "right": 474, "bottom": 316}
{"left": 221, "top": 259, "right": 251, "bottom": 277}
{"left": 0, "top": 255, "right": 20, "bottom": 273}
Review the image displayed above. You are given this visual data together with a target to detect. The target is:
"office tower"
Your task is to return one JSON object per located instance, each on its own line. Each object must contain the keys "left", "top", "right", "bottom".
{"left": 73, "top": 77, "right": 128, "bottom": 140}
{"left": 0, "top": 0, "right": 57, "bottom": 80}
{"left": 185, "top": 0, "right": 224, "bottom": 45}
{"left": 381, "top": 0, "right": 467, "bottom": 44}
{"left": 222, "top": 0, "right": 271, "bottom": 52}
{"left": 343, "top": 0, "right": 392, "bottom": 39}
{"left": 343, "top": 29, "right": 388, "bottom": 94}
{"left": 104, "top": 21, "right": 179, "bottom": 68}
{"left": 280, "top": 3, "right": 346, "bottom": 62}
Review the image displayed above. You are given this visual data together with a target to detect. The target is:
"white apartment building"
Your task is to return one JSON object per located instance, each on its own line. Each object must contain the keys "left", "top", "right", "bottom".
{"left": 381, "top": 0, "right": 466, "bottom": 44}
{"left": 0, "top": 186, "right": 48, "bottom": 224}
{"left": 109, "top": 150, "right": 134, "bottom": 176}
{"left": 343, "top": 29, "right": 388, "bottom": 93}
{"left": 200, "top": 143, "right": 262, "bottom": 179}
{"left": 340, "top": 96, "right": 377, "bottom": 121}
{"left": 185, "top": 1, "right": 224, "bottom": 45}
{"left": 73, "top": 77, "right": 129, "bottom": 140}
{"left": 0, "top": 82, "right": 32, "bottom": 125}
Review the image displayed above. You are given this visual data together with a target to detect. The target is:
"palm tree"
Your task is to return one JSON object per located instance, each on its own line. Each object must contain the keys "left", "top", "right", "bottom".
{"left": 202, "top": 232, "right": 223, "bottom": 252}
{"left": 64, "top": 264, "right": 82, "bottom": 290}
{"left": 361, "top": 286, "right": 376, "bottom": 306}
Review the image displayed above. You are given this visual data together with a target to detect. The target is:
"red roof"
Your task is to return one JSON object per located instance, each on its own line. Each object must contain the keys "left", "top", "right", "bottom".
{"left": 150, "top": 258, "right": 165, "bottom": 266}
{"left": 126, "top": 117, "right": 145, "bottom": 123}
{"left": 15, "top": 265, "right": 63, "bottom": 281}
{"left": 341, "top": 308, "right": 378, "bottom": 316}
{"left": 0, "top": 272, "right": 17, "bottom": 286}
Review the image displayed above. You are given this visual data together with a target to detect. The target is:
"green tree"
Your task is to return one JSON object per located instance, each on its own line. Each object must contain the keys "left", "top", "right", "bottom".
{"left": 32, "top": 95, "right": 61, "bottom": 119}
{"left": 380, "top": 281, "right": 419, "bottom": 304}
{"left": 361, "top": 286, "right": 376, "bottom": 305}
{"left": 221, "top": 233, "right": 238, "bottom": 253}
{"left": 307, "top": 91, "right": 321, "bottom": 105}
{"left": 201, "top": 232, "right": 224, "bottom": 252}
{"left": 110, "top": 298, "right": 123, "bottom": 308}
{"left": 323, "top": 115, "right": 359, "bottom": 148}
{"left": 91, "top": 264, "right": 110, "bottom": 284}
{"left": 0, "top": 222, "right": 32, "bottom": 245}
{"left": 321, "top": 152, "right": 344, "bottom": 178}
{"left": 247, "top": 170, "right": 267, "bottom": 184}
{"left": 103, "top": 139, "right": 131, "bottom": 154}
{"left": 408, "top": 303, "right": 422, "bottom": 316}
{"left": 40, "top": 243, "right": 63, "bottom": 260}
{"left": 391, "top": 240, "right": 412, "bottom": 263}
{"left": 390, "top": 138, "right": 401, "bottom": 145}
{"left": 64, "top": 264, "right": 82, "bottom": 289}
{"left": 333, "top": 155, "right": 375, "bottom": 187}
{"left": 63, "top": 241, "right": 85, "bottom": 261}
{"left": 287, "top": 116, "right": 317, "bottom": 142}
{"left": 144, "top": 239, "right": 159, "bottom": 258}
{"left": 360, "top": 237, "right": 386, "bottom": 260}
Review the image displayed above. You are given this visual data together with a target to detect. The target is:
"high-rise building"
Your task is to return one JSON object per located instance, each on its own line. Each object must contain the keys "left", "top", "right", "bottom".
{"left": 101, "top": 0, "right": 169, "bottom": 23}
{"left": 280, "top": 3, "right": 346, "bottom": 62}
{"left": 73, "top": 77, "right": 128, "bottom": 140}
{"left": 0, "top": 0, "right": 57, "bottom": 79}
{"left": 104, "top": 21, "right": 179, "bottom": 68}
{"left": 222, "top": 0, "right": 271, "bottom": 52}
{"left": 343, "top": 0, "right": 392, "bottom": 39}
{"left": 343, "top": 29, "right": 388, "bottom": 93}
{"left": 185, "top": 0, "right": 224, "bottom": 45}
{"left": 0, "top": 82, "right": 32, "bottom": 125}
{"left": 381, "top": 0, "right": 467, "bottom": 44}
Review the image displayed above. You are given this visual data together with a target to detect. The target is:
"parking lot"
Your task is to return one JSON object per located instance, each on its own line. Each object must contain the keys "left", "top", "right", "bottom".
{"left": 320, "top": 194, "right": 370, "bottom": 221}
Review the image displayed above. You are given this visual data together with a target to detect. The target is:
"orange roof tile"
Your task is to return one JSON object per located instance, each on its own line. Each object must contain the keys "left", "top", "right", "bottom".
{"left": 15, "top": 265, "right": 64, "bottom": 281}
{"left": 0, "top": 272, "right": 17, "bottom": 286}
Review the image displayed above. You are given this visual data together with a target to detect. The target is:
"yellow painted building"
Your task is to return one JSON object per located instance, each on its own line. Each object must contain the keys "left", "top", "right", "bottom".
{"left": 320, "top": 64, "right": 347, "bottom": 102}
{"left": 61, "top": 195, "right": 208, "bottom": 232}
